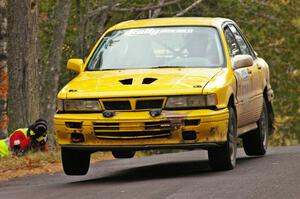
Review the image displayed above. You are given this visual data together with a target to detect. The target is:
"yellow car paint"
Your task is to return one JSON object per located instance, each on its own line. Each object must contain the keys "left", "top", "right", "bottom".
{"left": 54, "top": 17, "right": 273, "bottom": 151}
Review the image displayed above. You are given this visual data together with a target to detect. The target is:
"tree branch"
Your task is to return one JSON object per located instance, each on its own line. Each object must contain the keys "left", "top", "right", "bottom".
{"left": 175, "top": 0, "right": 202, "bottom": 17}
{"left": 112, "top": 0, "right": 181, "bottom": 12}
{"left": 88, "top": 0, "right": 181, "bottom": 18}
{"left": 87, "top": 5, "right": 109, "bottom": 18}
{"left": 150, "top": 0, "right": 165, "bottom": 18}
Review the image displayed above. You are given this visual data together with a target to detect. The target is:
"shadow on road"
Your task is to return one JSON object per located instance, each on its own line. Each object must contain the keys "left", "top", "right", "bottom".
{"left": 70, "top": 156, "right": 259, "bottom": 185}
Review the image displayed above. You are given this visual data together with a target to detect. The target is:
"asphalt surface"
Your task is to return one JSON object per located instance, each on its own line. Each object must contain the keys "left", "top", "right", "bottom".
{"left": 1, "top": 145, "right": 300, "bottom": 199}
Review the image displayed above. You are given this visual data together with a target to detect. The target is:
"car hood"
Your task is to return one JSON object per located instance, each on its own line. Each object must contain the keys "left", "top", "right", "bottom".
{"left": 59, "top": 68, "right": 222, "bottom": 99}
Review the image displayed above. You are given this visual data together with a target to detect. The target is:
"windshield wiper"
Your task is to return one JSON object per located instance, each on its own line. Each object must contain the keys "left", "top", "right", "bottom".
{"left": 100, "top": 68, "right": 119, "bottom": 71}
{"left": 86, "top": 68, "right": 115, "bottom": 71}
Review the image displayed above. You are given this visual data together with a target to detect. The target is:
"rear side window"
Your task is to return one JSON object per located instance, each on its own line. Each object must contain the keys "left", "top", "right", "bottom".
{"left": 224, "top": 27, "right": 240, "bottom": 57}
{"left": 228, "top": 24, "right": 251, "bottom": 56}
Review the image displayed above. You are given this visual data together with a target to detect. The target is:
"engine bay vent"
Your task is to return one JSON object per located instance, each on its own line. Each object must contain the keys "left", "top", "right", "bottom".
{"left": 142, "top": 78, "right": 157, "bottom": 84}
{"left": 119, "top": 78, "right": 133, "bottom": 85}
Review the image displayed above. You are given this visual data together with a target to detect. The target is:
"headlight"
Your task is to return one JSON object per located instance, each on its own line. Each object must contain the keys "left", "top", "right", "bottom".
{"left": 56, "top": 99, "right": 102, "bottom": 112}
{"left": 165, "top": 94, "right": 217, "bottom": 108}
{"left": 56, "top": 99, "right": 64, "bottom": 112}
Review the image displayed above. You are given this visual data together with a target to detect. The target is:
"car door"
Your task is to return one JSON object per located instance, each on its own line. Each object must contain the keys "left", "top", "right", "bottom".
{"left": 223, "top": 26, "right": 252, "bottom": 128}
{"left": 228, "top": 24, "right": 263, "bottom": 125}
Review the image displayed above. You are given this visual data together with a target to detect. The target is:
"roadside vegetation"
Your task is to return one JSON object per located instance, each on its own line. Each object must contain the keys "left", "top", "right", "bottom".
{"left": 0, "top": 150, "right": 61, "bottom": 181}
{"left": 0, "top": 149, "right": 114, "bottom": 181}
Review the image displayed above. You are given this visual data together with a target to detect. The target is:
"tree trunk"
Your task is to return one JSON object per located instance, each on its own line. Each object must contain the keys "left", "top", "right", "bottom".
{"left": 75, "top": 0, "right": 83, "bottom": 58}
{"left": 7, "top": 0, "right": 39, "bottom": 132}
{"left": 40, "top": 0, "right": 71, "bottom": 131}
{"left": 83, "top": 0, "right": 90, "bottom": 58}
{"left": 0, "top": 0, "right": 8, "bottom": 138}
{"left": 75, "top": 0, "right": 90, "bottom": 58}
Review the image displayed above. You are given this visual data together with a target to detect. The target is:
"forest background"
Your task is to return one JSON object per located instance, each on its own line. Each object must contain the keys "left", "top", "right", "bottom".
{"left": 0, "top": 0, "right": 299, "bottom": 147}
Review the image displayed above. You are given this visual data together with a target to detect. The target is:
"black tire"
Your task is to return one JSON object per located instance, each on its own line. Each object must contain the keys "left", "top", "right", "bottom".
{"left": 61, "top": 147, "right": 90, "bottom": 175}
{"left": 112, "top": 151, "right": 135, "bottom": 159}
{"left": 208, "top": 106, "right": 237, "bottom": 171}
{"left": 242, "top": 99, "right": 269, "bottom": 156}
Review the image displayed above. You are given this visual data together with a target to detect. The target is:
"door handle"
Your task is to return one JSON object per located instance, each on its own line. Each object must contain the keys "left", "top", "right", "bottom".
{"left": 247, "top": 69, "right": 252, "bottom": 74}
{"left": 257, "top": 65, "right": 262, "bottom": 70}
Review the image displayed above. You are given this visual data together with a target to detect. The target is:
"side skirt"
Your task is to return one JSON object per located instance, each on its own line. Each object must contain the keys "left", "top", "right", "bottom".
{"left": 237, "top": 123, "right": 257, "bottom": 136}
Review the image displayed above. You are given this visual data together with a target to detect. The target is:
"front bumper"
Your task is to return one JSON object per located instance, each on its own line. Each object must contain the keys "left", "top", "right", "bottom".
{"left": 54, "top": 109, "right": 229, "bottom": 151}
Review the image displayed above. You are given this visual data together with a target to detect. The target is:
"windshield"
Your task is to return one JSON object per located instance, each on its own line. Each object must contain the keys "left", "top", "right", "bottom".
{"left": 87, "top": 26, "right": 225, "bottom": 70}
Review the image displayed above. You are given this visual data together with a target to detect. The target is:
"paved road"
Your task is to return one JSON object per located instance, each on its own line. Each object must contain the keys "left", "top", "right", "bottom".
{"left": 1, "top": 145, "right": 300, "bottom": 199}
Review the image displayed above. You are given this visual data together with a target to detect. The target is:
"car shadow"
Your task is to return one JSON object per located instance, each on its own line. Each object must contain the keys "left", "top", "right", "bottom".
{"left": 70, "top": 156, "right": 260, "bottom": 185}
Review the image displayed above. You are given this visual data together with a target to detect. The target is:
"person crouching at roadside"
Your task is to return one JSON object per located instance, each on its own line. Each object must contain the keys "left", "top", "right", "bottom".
{"left": 0, "top": 119, "right": 48, "bottom": 158}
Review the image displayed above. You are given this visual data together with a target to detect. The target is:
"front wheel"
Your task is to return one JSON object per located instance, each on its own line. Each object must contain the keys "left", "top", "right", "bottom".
{"left": 208, "top": 106, "right": 237, "bottom": 171}
{"left": 242, "top": 99, "right": 269, "bottom": 156}
{"left": 61, "top": 148, "right": 91, "bottom": 175}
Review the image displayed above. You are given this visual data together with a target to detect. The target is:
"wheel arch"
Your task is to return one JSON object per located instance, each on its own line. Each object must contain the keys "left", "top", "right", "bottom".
{"left": 227, "top": 94, "right": 236, "bottom": 114}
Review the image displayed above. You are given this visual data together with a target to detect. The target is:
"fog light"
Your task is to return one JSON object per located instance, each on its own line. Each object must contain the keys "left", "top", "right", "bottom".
{"left": 71, "top": 133, "right": 84, "bottom": 143}
{"left": 184, "top": 119, "right": 200, "bottom": 126}
{"left": 65, "top": 122, "right": 82, "bottom": 129}
{"left": 182, "top": 131, "right": 197, "bottom": 140}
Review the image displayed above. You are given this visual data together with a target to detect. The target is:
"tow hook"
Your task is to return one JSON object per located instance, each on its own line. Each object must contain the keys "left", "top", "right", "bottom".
{"left": 149, "top": 110, "right": 162, "bottom": 117}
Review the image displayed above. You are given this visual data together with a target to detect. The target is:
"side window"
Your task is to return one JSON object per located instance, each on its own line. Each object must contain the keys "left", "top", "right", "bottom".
{"left": 228, "top": 24, "right": 252, "bottom": 56}
{"left": 224, "top": 27, "right": 240, "bottom": 57}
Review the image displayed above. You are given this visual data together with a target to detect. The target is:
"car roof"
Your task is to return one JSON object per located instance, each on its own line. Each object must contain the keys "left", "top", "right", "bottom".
{"left": 109, "top": 17, "right": 233, "bottom": 31}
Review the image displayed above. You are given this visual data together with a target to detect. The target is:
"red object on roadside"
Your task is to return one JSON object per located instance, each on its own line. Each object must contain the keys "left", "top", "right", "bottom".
{"left": 9, "top": 129, "right": 31, "bottom": 151}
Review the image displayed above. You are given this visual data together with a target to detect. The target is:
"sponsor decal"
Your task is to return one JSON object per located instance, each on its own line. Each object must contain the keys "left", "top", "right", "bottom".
{"left": 236, "top": 69, "right": 249, "bottom": 80}
{"left": 124, "top": 28, "right": 194, "bottom": 36}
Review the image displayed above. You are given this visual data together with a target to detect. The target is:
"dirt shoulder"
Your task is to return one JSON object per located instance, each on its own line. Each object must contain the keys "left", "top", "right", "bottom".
{"left": 0, "top": 150, "right": 114, "bottom": 182}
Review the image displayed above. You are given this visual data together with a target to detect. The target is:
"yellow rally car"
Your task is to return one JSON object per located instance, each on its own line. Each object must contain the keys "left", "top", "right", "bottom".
{"left": 54, "top": 17, "right": 274, "bottom": 175}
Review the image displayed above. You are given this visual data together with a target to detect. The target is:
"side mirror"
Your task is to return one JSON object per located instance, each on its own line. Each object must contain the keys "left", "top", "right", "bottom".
{"left": 233, "top": 55, "right": 253, "bottom": 69}
{"left": 67, "top": 59, "right": 84, "bottom": 73}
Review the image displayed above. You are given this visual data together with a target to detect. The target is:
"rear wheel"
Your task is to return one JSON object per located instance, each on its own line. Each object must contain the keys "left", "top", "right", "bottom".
{"left": 242, "top": 99, "right": 269, "bottom": 156}
{"left": 61, "top": 148, "right": 90, "bottom": 175}
{"left": 112, "top": 151, "right": 135, "bottom": 159}
{"left": 208, "top": 106, "right": 237, "bottom": 171}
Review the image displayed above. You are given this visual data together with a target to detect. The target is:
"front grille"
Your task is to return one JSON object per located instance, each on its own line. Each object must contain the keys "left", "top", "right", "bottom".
{"left": 94, "top": 130, "right": 170, "bottom": 138}
{"left": 101, "top": 98, "right": 165, "bottom": 111}
{"left": 93, "top": 121, "right": 171, "bottom": 139}
{"left": 136, "top": 99, "right": 164, "bottom": 109}
{"left": 93, "top": 122, "right": 119, "bottom": 131}
{"left": 102, "top": 101, "right": 131, "bottom": 110}
{"left": 144, "top": 121, "right": 171, "bottom": 130}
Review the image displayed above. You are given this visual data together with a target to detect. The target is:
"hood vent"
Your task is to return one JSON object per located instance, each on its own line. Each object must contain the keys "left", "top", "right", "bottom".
{"left": 119, "top": 78, "right": 133, "bottom": 85}
{"left": 142, "top": 78, "right": 157, "bottom": 84}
